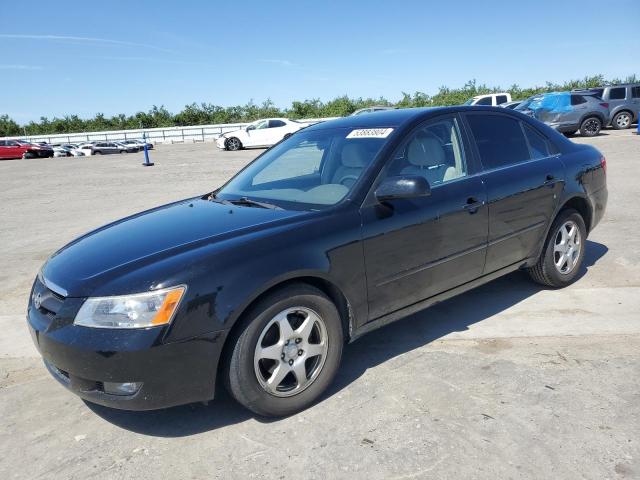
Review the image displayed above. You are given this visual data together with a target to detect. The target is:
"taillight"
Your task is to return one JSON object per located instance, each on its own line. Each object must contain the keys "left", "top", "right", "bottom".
{"left": 599, "top": 102, "right": 609, "bottom": 109}
{"left": 601, "top": 156, "right": 607, "bottom": 175}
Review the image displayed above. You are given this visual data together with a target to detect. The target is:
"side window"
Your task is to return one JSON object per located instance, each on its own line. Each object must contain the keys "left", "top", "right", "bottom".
{"left": 609, "top": 87, "right": 626, "bottom": 100}
{"left": 496, "top": 95, "right": 508, "bottom": 105}
{"left": 0, "top": 141, "right": 6, "bottom": 146}
{"left": 571, "top": 95, "right": 587, "bottom": 105}
{"left": 476, "top": 97, "right": 492, "bottom": 106}
{"left": 523, "top": 124, "right": 551, "bottom": 159}
{"left": 269, "top": 120, "right": 286, "bottom": 128}
{"left": 254, "top": 120, "right": 269, "bottom": 130}
{"left": 632, "top": 86, "right": 640, "bottom": 98}
{"left": 385, "top": 116, "right": 467, "bottom": 186}
{"left": 466, "top": 113, "right": 531, "bottom": 169}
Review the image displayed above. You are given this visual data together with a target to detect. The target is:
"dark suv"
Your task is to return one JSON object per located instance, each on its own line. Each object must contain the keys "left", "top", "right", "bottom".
{"left": 27, "top": 107, "right": 607, "bottom": 417}
{"left": 577, "top": 84, "right": 640, "bottom": 130}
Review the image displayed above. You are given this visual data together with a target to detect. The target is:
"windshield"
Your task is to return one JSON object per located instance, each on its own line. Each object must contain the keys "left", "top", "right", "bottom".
{"left": 216, "top": 127, "right": 389, "bottom": 210}
{"left": 462, "top": 98, "right": 475, "bottom": 105}
{"left": 515, "top": 96, "right": 541, "bottom": 111}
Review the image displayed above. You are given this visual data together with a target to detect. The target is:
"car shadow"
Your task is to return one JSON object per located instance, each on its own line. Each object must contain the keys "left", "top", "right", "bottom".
{"left": 88, "top": 240, "right": 608, "bottom": 437}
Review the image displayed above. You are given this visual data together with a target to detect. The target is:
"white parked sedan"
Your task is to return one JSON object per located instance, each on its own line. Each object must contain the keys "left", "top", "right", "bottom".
{"left": 215, "top": 118, "right": 304, "bottom": 151}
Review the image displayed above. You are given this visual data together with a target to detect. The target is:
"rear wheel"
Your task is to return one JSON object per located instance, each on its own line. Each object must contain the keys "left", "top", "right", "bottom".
{"left": 120, "top": 150, "right": 127, "bottom": 154}
{"left": 93, "top": 151, "right": 102, "bottom": 155}
{"left": 612, "top": 111, "right": 632, "bottom": 130}
{"left": 225, "top": 284, "right": 343, "bottom": 417}
{"left": 225, "top": 137, "right": 242, "bottom": 151}
{"left": 527, "top": 209, "right": 586, "bottom": 288}
{"left": 579, "top": 117, "right": 601, "bottom": 137}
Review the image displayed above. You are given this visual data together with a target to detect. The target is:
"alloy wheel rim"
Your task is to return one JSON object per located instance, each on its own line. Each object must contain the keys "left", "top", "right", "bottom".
{"left": 553, "top": 220, "right": 581, "bottom": 274}
{"left": 254, "top": 307, "right": 328, "bottom": 398}
{"left": 584, "top": 119, "right": 600, "bottom": 134}
{"left": 227, "top": 138, "right": 240, "bottom": 150}
{"left": 616, "top": 114, "right": 630, "bottom": 128}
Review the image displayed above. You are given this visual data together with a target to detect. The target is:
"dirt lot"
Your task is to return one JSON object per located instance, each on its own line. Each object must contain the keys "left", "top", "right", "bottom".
{"left": 1, "top": 131, "right": 639, "bottom": 479}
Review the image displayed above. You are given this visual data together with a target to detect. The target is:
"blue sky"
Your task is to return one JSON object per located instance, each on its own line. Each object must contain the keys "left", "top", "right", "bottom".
{"left": 1, "top": 0, "right": 638, "bottom": 123}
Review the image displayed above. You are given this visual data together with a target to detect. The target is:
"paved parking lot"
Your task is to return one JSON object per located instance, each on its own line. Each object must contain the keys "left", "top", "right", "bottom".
{"left": 1, "top": 131, "right": 639, "bottom": 479}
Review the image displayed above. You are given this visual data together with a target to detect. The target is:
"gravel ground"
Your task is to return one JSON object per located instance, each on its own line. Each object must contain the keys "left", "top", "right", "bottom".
{"left": 0, "top": 130, "right": 638, "bottom": 479}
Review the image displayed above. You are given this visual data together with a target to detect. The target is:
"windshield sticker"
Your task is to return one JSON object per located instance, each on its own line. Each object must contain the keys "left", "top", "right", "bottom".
{"left": 346, "top": 128, "right": 393, "bottom": 139}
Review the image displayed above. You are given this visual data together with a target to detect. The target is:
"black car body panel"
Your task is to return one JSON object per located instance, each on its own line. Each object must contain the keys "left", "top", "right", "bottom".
{"left": 27, "top": 106, "right": 607, "bottom": 410}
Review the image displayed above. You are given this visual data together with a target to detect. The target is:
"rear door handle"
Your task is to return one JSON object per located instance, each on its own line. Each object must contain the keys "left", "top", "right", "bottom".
{"left": 544, "top": 174, "right": 557, "bottom": 187}
{"left": 463, "top": 197, "right": 483, "bottom": 214}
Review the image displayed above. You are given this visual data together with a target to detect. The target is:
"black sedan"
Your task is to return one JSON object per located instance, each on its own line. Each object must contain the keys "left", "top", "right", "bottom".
{"left": 27, "top": 107, "right": 607, "bottom": 416}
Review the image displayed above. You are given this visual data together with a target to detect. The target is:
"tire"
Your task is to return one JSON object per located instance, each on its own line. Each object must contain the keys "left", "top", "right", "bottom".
{"left": 527, "top": 208, "right": 587, "bottom": 288}
{"left": 225, "top": 137, "right": 242, "bottom": 151}
{"left": 225, "top": 284, "right": 344, "bottom": 417}
{"left": 93, "top": 150, "right": 102, "bottom": 155}
{"left": 579, "top": 116, "right": 602, "bottom": 137}
{"left": 611, "top": 111, "right": 632, "bottom": 130}
{"left": 120, "top": 150, "right": 127, "bottom": 154}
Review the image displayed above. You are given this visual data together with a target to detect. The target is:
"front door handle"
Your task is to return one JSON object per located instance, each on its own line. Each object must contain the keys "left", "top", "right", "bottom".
{"left": 463, "top": 197, "right": 483, "bottom": 214}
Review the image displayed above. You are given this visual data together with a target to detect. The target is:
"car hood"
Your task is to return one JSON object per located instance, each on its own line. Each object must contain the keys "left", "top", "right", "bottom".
{"left": 41, "top": 198, "right": 304, "bottom": 297}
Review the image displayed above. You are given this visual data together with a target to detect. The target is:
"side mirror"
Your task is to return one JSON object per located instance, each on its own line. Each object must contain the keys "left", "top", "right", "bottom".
{"left": 374, "top": 175, "right": 431, "bottom": 202}
{"left": 246, "top": 125, "right": 255, "bottom": 131}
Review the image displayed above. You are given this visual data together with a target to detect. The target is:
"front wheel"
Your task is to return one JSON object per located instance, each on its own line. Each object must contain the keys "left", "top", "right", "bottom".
{"left": 120, "top": 150, "right": 127, "bottom": 154}
{"left": 225, "top": 137, "right": 242, "bottom": 151}
{"left": 527, "top": 209, "right": 587, "bottom": 288}
{"left": 225, "top": 284, "right": 343, "bottom": 417}
{"left": 612, "top": 111, "right": 632, "bottom": 130}
{"left": 579, "top": 117, "right": 602, "bottom": 137}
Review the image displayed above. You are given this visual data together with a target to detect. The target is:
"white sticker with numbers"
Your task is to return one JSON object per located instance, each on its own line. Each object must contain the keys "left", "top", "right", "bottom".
{"left": 346, "top": 128, "right": 393, "bottom": 139}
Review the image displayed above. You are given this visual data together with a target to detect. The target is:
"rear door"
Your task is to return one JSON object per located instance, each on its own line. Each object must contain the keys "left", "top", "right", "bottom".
{"left": 361, "top": 114, "right": 488, "bottom": 319}
{"left": 463, "top": 112, "right": 563, "bottom": 273}
{"left": 268, "top": 119, "right": 288, "bottom": 144}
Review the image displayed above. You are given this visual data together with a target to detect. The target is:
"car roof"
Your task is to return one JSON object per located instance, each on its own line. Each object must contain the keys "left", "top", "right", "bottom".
{"left": 304, "top": 105, "right": 543, "bottom": 131}
{"left": 305, "top": 107, "right": 447, "bottom": 130}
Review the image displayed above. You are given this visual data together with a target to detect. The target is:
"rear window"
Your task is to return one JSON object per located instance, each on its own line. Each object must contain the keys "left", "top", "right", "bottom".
{"left": 475, "top": 97, "right": 493, "bottom": 106}
{"left": 496, "top": 95, "right": 508, "bottom": 105}
{"left": 466, "top": 114, "right": 531, "bottom": 169}
{"left": 609, "top": 87, "right": 626, "bottom": 100}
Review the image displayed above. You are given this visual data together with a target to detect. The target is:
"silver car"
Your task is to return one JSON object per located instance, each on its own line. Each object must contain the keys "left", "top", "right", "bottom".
{"left": 575, "top": 84, "right": 640, "bottom": 130}
{"left": 515, "top": 92, "right": 610, "bottom": 137}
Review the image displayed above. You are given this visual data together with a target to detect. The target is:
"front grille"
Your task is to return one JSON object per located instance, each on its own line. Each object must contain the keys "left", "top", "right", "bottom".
{"left": 32, "top": 277, "right": 66, "bottom": 317}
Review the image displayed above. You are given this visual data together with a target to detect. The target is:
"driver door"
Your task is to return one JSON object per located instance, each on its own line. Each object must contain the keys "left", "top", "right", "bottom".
{"left": 360, "top": 114, "right": 488, "bottom": 319}
{"left": 246, "top": 120, "right": 271, "bottom": 147}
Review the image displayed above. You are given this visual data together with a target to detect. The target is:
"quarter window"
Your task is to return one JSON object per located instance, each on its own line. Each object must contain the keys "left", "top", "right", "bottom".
{"left": 632, "top": 86, "right": 640, "bottom": 98}
{"left": 475, "top": 97, "right": 492, "bottom": 106}
{"left": 384, "top": 116, "right": 467, "bottom": 186}
{"left": 496, "top": 95, "right": 508, "bottom": 105}
{"left": 609, "top": 87, "right": 626, "bottom": 100}
{"left": 467, "top": 114, "right": 530, "bottom": 169}
{"left": 523, "top": 124, "right": 551, "bottom": 159}
{"left": 269, "top": 120, "right": 286, "bottom": 128}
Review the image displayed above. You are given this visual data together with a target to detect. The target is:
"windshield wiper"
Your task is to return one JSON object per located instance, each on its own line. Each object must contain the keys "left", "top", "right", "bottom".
{"left": 230, "top": 196, "right": 283, "bottom": 210}
{"left": 207, "top": 193, "right": 234, "bottom": 206}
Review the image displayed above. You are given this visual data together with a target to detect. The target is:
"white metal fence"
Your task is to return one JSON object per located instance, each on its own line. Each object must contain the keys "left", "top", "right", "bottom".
{"left": 2, "top": 118, "right": 336, "bottom": 145}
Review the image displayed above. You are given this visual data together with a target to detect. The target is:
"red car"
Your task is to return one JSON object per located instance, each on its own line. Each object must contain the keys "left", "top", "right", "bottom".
{"left": 0, "top": 139, "right": 54, "bottom": 160}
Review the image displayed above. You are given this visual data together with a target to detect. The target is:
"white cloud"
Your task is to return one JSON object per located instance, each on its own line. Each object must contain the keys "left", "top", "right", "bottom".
{"left": 259, "top": 59, "right": 295, "bottom": 67}
{"left": 0, "top": 64, "right": 43, "bottom": 70}
{"left": 0, "top": 34, "right": 173, "bottom": 53}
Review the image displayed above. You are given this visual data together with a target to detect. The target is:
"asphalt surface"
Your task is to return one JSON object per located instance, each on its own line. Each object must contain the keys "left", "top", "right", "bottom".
{"left": 1, "top": 131, "right": 639, "bottom": 479}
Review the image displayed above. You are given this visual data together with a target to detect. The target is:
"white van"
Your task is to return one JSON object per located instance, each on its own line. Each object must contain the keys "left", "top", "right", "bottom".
{"left": 463, "top": 93, "right": 512, "bottom": 106}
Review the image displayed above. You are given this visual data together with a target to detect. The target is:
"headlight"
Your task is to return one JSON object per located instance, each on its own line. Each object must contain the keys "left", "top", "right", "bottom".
{"left": 74, "top": 286, "right": 186, "bottom": 329}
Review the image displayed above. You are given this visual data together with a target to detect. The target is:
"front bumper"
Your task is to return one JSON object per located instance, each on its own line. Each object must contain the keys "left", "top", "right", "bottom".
{"left": 27, "top": 291, "right": 227, "bottom": 411}
{"left": 215, "top": 137, "right": 226, "bottom": 149}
